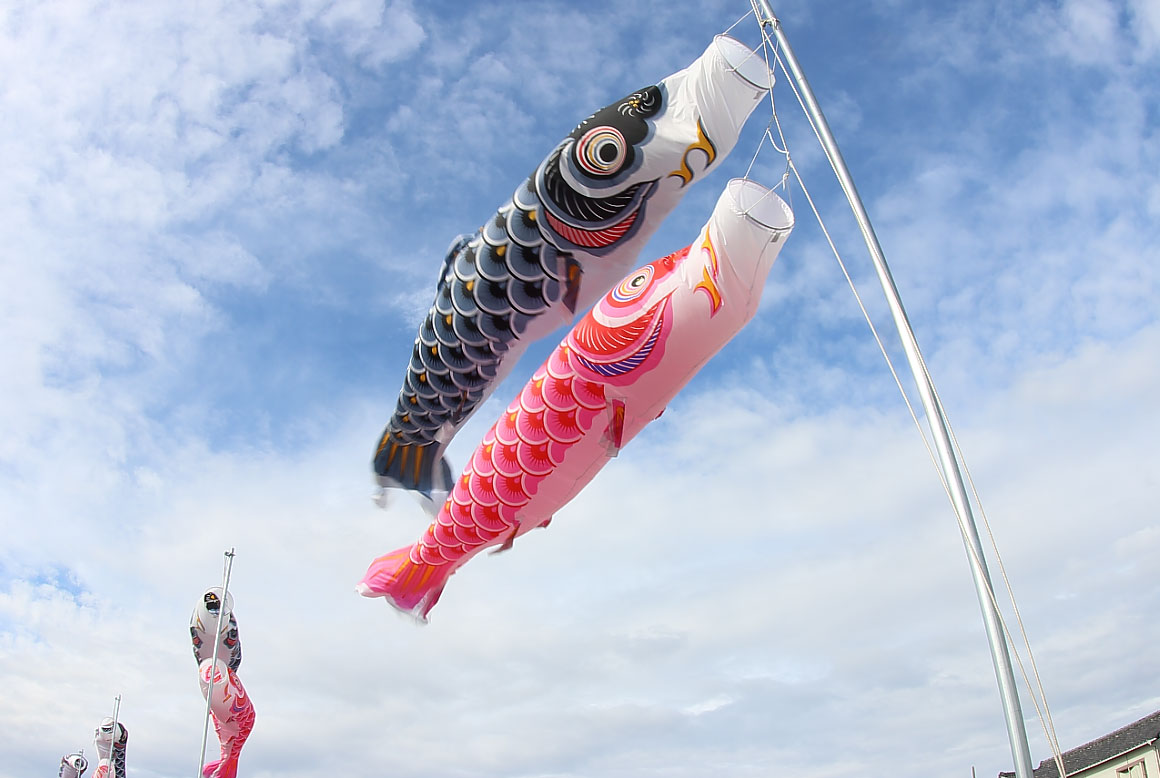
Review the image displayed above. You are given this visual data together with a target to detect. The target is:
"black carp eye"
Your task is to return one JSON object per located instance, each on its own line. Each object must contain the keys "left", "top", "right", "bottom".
{"left": 575, "top": 125, "right": 626, "bottom": 175}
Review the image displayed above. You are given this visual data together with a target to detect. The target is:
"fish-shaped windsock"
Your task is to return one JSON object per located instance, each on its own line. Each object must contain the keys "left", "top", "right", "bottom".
{"left": 373, "top": 35, "right": 775, "bottom": 502}
{"left": 198, "top": 658, "right": 256, "bottom": 778}
{"left": 92, "top": 718, "right": 127, "bottom": 778}
{"left": 190, "top": 587, "right": 241, "bottom": 672}
{"left": 59, "top": 753, "right": 88, "bottom": 778}
{"left": 359, "top": 178, "right": 794, "bottom": 620}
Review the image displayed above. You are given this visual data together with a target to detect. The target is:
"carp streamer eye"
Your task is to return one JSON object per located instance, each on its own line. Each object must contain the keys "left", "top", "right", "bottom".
{"left": 576, "top": 125, "right": 627, "bottom": 175}
{"left": 611, "top": 265, "right": 654, "bottom": 303}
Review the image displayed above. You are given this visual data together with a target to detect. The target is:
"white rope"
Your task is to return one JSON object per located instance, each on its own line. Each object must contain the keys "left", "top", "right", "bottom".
{"left": 197, "top": 548, "right": 236, "bottom": 778}
{"left": 749, "top": 16, "right": 1068, "bottom": 777}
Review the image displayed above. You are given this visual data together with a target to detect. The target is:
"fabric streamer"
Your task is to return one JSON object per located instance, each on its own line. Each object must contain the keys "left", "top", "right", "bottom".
{"left": 372, "top": 35, "right": 776, "bottom": 505}
{"left": 360, "top": 178, "right": 794, "bottom": 620}
{"left": 191, "top": 587, "right": 255, "bottom": 778}
{"left": 91, "top": 718, "right": 127, "bottom": 778}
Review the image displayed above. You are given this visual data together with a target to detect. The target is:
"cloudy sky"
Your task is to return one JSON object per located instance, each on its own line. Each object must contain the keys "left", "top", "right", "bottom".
{"left": 2, "top": 0, "right": 1158, "bottom": 776}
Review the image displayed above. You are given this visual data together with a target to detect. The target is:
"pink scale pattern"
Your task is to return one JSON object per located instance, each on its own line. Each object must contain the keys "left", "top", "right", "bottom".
{"left": 357, "top": 343, "right": 607, "bottom": 618}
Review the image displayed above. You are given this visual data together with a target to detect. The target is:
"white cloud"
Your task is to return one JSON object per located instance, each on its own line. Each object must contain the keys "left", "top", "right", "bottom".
{"left": 1, "top": 1, "right": 1157, "bottom": 777}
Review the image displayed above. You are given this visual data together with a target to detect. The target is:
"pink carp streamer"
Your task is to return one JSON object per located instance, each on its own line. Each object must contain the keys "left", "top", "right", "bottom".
{"left": 198, "top": 658, "right": 257, "bottom": 778}
{"left": 359, "top": 178, "right": 794, "bottom": 620}
{"left": 192, "top": 587, "right": 255, "bottom": 778}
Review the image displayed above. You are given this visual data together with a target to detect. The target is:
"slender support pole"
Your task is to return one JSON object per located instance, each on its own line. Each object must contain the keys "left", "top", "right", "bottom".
{"left": 750, "top": 4, "right": 1035, "bottom": 777}
{"left": 198, "top": 548, "right": 236, "bottom": 778}
{"left": 108, "top": 695, "right": 122, "bottom": 778}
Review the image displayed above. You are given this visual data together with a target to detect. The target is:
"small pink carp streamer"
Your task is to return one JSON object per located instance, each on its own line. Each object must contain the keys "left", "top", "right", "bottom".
{"left": 59, "top": 752, "right": 89, "bottom": 778}
{"left": 198, "top": 658, "right": 256, "bottom": 778}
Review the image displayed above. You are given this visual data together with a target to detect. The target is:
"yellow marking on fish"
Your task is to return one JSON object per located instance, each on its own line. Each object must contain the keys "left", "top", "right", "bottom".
{"left": 398, "top": 445, "right": 411, "bottom": 474}
{"left": 528, "top": 210, "right": 537, "bottom": 222}
{"left": 496, "top": 244, "right": 507, "bottom": 257}
{"left": 666, "top": 119, "right": 718, "bottom": 186}
{"left": 695, "top": 266, "right": 723, "bottom": 314}
{"left": 413, "top": 446, "right": 424, "bottom": 485}
{"left": 694, "top": 234, "right": 724, "bottom": 315}
{"left": 384, "top": 442, "right": 399, "bottom": 468}
{"left": 466, "top": 280, "right": 474, "bottom": 292}
{"left": 409, "top": 396, "right": 418, "bottom": 405}
{"left": 418, "top": 372, "right": 427, "bottom": 383}
{"left": 444, "top": 314, "right": 453, "bottom": 325}
{"left": 430, "top": 346, "right": 438, "bottom": 356}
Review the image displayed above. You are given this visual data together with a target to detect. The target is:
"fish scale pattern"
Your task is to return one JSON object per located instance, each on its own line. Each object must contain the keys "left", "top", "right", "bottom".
{"left": 200, "top": 664, "right": 256, "bottom": 778}
{"left": 420, "top": 343, "right": 604, "bottom": 564}
{"left": 377, "top": 178, "right": 572, "bottom": 493}
{"left": 359, "top": 343, "right": 606, "bottom": 618}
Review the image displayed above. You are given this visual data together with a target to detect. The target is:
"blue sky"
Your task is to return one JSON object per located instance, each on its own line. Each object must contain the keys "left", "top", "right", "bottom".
{"left": 1, "top": 1, "right": 1158, "bottom": 777}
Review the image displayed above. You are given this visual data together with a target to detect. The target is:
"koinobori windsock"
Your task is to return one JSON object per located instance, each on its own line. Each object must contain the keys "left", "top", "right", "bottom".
{"left": 92, "top": 718, "right": 127, "bottom": 778}
{"left": 373, "top": 35, "right": 775, "bottom": 501}
{"left": 59, "top": 753, "right": 89, "bottom": 778}
{"left": 198, "top": 659, "right": 256, "bottom": 778}
{"left": 192, "top": 588, "right": 255, "bottom": 778}
{"left": 359, "top": 178, "right": 794, "bottom": 620}
{"left": 190, "top": 587, "right": 241, "bottom": 672}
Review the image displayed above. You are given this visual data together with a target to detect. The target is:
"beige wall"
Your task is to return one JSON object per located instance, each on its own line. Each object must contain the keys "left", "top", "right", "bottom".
{"left": 1073, "top": 743, "right": 1160, "bottom": 778}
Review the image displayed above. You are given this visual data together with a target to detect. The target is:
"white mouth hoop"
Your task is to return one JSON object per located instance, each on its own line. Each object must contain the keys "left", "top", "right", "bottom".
{"left": 729, "top": 178, "right": 794, "bottom": 232}
{"left": 714, "top": 34, "right": 775, "bottom": 90}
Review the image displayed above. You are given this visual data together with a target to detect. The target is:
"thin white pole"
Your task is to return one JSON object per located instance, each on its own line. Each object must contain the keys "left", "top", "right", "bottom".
{"left": 108, "top": 695, "right": 122, "bottom": 778}
{"left": 197, "top": 548, "right": 236, "bottom": 778}
{"left": 749, "top": 4, "right": 1035, "bottom": 777}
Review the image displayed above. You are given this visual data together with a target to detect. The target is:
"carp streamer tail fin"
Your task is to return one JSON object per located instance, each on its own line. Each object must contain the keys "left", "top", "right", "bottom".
{"left": 356, "top": 547, "right": 452, "bottom": 623}
{"left": 373, "top": 438, "right": 454, "bottom": 500}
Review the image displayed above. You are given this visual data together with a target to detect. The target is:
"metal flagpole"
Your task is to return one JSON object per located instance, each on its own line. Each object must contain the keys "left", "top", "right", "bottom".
{"left": 749, "top": 4, "right": 1035, "bottom": 777}
{"left": 108, "top": 695, "right": 122, "bottom": 778}
{"left": 198, "top": 548, "right": 236, "bottom": 778}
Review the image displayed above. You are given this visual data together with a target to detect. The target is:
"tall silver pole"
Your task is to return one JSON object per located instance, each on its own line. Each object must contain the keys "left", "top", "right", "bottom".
{"left": 751, "top": 4, "right": 1035, "bottom": 777}
{"left": 198, "top": 548, "right": 236, "bottom": 778}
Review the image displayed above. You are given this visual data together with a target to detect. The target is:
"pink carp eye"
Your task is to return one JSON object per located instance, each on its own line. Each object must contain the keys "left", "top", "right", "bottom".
{"left": 611, "top": 266, "right": 654, "bottom": 304}
{"left": 576, "top": 125, "right": 627, "bottom": 175}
